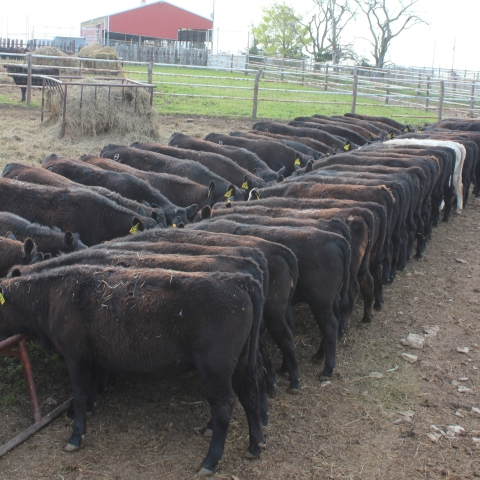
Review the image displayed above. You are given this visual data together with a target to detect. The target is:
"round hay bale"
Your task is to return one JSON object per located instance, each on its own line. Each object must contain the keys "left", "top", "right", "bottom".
{"left": 46, "top": 79, "right": 159, "bottom": 140}
{"left": 86, "top": 46, "right": 120, "bottom": 74}
{"left": 78, "top": 42, "right": 102, "bottom": 58}
{"left": 33, "top": 46, "right": 79, "bottom": 72}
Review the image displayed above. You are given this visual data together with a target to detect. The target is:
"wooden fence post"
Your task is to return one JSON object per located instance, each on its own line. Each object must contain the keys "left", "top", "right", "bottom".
{"left": 470, "top": 81, "right": 476, "bottom": 118}
{"left": 324, "top": 64, "right": 329, "bottom": 91}
{"left": 26, "top": 53, "right": 32, "bottom": 106}
{"left": 438, "top": 80, "right": 445, "bottom": 121}
{"left": 148, "top": 62, "right": 153, "bottom": 84}
{"left": 425, "top": 76, "right": 430, "bottom": 111}
{"left": 351, "top": 66, "right": 358, "bottom": 114}
{"left": 252, "top": 69, "right": 262, "bottom": 119}
{"left": 301, "top": 60, "right": 305, "bottom": 84}
{"left": 245, "top": 53, "right": 249, "bottom": 75}
{"left": 281, "top": 58, "right": 285, "bottom": 81}
{"left": 417, "top": 73, "right": 421, "bottom": 96}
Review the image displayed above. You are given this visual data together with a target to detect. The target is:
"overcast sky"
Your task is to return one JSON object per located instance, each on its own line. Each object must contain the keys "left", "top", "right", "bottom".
{"left": 1, "top": 0, "right": 479, "bottom": 72}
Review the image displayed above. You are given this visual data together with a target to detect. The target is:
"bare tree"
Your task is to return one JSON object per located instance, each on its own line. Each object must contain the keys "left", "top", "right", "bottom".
{"left": 354, "top": 0, "right": 427, "bottom": 68}
{"left": 300, "top": 0, "right": 356, "bottom": 64}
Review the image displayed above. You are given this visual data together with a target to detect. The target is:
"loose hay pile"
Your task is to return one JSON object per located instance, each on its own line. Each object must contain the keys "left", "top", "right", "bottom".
{"left": 46, "top": 79, "right": 159, "bottom": 139}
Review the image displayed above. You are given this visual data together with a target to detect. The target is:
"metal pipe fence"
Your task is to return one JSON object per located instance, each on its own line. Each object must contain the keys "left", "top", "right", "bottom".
{"left": 1, "top": 52, "right": 479, "bottom": 121}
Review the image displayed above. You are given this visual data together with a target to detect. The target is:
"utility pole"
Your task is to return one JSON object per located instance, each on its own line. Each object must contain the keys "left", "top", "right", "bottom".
{"left": 451, "top": 38, "right": 456, "bottom": 72}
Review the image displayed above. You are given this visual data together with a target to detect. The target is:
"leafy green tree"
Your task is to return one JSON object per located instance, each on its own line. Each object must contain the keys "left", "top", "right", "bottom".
{"left": 251, "top": 3, "right": 307, "bottom": 59}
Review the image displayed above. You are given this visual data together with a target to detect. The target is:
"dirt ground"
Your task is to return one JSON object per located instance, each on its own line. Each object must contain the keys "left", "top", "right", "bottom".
{"left": 1, "top": 103, "right": 480, "bottom": 479}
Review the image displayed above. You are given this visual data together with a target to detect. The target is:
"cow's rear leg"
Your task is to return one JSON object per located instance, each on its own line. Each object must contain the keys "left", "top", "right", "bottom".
{"left": 258, "top": 326, "right": 277, "bottom": 396}
{"left": 196, "top": 364, "right": 236, "bottom": 475}
{"left": 359, "top": 269, "right": 375, "bottom": 323}
{"left": 64, "top": 357, "right": 93, "bottom": 451}
{"left": 310, "top": 303, "right": 338, "bottom": 378}
{"left": 232, "top": 355, "right": 264, "bottom": 457}
{"left": 21, "top": 87, "right": 26, "bottom": 102}
{"left": 263, "top": 310, "right": 300, "bottom": 393}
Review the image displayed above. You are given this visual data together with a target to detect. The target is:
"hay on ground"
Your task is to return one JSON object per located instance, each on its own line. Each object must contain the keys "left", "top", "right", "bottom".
{"left": 46, "top": 79, "right": 159, "bottom": 139}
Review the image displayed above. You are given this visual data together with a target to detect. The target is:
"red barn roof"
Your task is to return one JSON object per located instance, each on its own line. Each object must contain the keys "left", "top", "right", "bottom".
{"left": 105, "top": 2, "right": 213, "bottom": 40}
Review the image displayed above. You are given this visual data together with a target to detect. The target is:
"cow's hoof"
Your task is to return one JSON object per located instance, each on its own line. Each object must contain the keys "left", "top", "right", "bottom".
{"left": 374, "top": 303, "right": 383, "bottom": 312}
{"left": 244, "top": 449, "right": 261, "bottom": 459}
{"left": 64, "top": 443, "right": 79, "bottom": 453}
{"left": 198, "top": 467, "right": 214, "bottom": 476}
{"left": 266, "top": 384, "right": 277, "bottom": 398}
{"left": 202, "top": 428, "right": 213, "bottom": 438}
{"left": 287, "top": 387, "right": 301, "bottom": 395}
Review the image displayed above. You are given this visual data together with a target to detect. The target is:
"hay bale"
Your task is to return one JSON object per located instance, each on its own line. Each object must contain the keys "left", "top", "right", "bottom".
{"left": 0, "top": 74, "right": 13, "bottom": 84}
{"left": 78, "top": 45, "right": 120, "bottom": 74}
{"left": 46, "top": 79, "right": 159, "bottom": 140}
{"left": 33, "top": 46, "right": 75, "bottom": 67}
{"left": 78, "top": 42, "right": 102, "bottom": 58}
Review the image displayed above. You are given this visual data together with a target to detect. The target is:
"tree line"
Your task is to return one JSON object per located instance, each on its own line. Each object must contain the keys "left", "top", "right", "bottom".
{"left": 250, "top": 0, "right": 427, "bottom": 68}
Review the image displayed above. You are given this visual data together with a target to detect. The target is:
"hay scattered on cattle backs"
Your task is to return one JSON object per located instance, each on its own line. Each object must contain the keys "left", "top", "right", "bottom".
{"left": 78, "top": 42, "right": 102, "bottom": 58}
{"left": 46, "top": 79, "right": 159, "bottom": 139}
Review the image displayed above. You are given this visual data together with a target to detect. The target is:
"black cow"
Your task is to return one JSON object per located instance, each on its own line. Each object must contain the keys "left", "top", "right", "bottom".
{"left": 5, "top": 65, "right": 59, "bottom": 101}
{"left": 0, "top": 265, "right": 265, "bottom": 474}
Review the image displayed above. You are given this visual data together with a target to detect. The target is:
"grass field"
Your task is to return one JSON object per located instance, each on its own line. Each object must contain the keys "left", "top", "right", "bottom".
{"left": 120, "top": 64, "right": 441, "bottom": 124}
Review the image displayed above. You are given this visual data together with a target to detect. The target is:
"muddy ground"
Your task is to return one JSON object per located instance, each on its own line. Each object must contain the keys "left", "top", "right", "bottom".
{"left": 1, "top": 103, "right": 480, "bottom": 479}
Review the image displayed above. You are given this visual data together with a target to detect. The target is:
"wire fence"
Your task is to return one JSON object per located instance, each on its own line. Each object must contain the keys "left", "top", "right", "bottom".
{"left": 1, "top": 52, "right": 479, "bottom": 123}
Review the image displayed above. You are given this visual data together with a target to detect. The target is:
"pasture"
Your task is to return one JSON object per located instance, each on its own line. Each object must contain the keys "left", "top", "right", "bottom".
{"left": 0, "top": 103, "right": 479, "bottom": 479}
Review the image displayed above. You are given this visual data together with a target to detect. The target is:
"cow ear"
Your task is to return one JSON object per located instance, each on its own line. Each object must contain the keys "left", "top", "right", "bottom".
{"left": 5, "top": 231, "right": 16, "bottom": 241}
{"left": 30, "top": 252, "right": 44, "bottom": 265}
{"left": 185, "top": 204, "right": 198, "bottom": 219}
{"left": 207, "top": 180, "right": 215, "bottom": 198}
{"left": 150, "top": 211, "right": 158, "bottom": 222}
{"left": 305, "top": 160, "right": 313, "bottom": 173}
{"left": 137, "top": 206, "right": 147, "bottom": 217}
{"left": 64, "top": 231, "right": 74, "bottom": 246}
{"left": 141, "top": 200, "right": 151, "bottom": 208}
{"left": 23, "top": 238, "right": 36, "bottom": 256}
{"left": 254, "top": 168, "right": 263, "bottom": 179}
{"left": 44, "top": 253, "right": 52, "bottom": 260}
{"left": 277, "top": 175, "right": 284, "bottom": 183}
{"left": 132, "top": 217, "right": 145, "bottom": 232}
{"left": 226, "top": 201, "right": 232, "bottom": 208}
{"left": 224, "top": 185, "right": 236, "bottom": 199}
{"left": 277, "top": 166, "right": 286, "bottom": 176}
{"left": 171, "top": 216, "right": 182, "bottom": 228}
{"left": 201, "top": 206, "right": 212, "bottom": 219}
{"left": 151, "top": 203, "right": 159, "bottom": 208}
{"left": 294, "top": 164, "right": 302, "bottom": 173}
{"left": 10, "top": 269, "right": 22, "bottom": 278}
{"left": 177, "top": 223, "right": 185, "bottom": 229}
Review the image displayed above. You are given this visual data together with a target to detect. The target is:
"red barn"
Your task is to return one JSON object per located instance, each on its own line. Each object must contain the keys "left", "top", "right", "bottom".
{"left": 81, "top": 2, "right": 213, "bottom": 45}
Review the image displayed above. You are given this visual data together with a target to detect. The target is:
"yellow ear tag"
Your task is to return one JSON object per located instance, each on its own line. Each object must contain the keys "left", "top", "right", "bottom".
{"left": 207, "top": 187, "right": 213, "bottom": 197}
{"left": 387, "top": 132, "right": 393, "bottom": 139}
{"left": 224, "top": 189, "right": 233, "bottom": 198}
{"left": 129, "top": 223, "right": 140, "bottom": 234}
{"left": 343, "top": 143, "right": 350, "bottom": 151}
{"left": 295, "top": 158, "right": 301, "bottom": 166}
{"left": 172, "top": 223, "right": 177, "bottom": 228}
{"left": 227, "top": 198, "right": 231, "bottom": 203}
{"left": 254, "top": 191, "right": 260, "bottom": 200}
{"left": 0, "top": 293, "right": 4, "bottom": 305}
{"left": 242, "top": 181, "right": 249, "bottom": 189}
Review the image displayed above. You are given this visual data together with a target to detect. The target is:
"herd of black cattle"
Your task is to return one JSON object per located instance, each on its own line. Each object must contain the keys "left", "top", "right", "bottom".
{"left": 1, "top": 112, "right": 479, "bottom": 475}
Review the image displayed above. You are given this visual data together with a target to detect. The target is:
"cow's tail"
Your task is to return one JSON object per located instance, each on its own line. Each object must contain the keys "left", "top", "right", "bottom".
{"left": 337, "top": 236, "right": 351, "bottom": 331}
